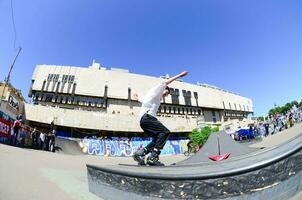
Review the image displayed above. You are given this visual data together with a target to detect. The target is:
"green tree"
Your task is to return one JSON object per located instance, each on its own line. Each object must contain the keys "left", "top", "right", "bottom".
{"left": 269, "top": 106, "right": 282, "bottom": 116}
{"left": 291, "top": 101, "right": 299, "bottom": 107}
{"left": 189, "top": 126, "right": 219, "bottom": 152}
{"left": 257, "top": 116, "right": 264, "bottom": 122}
{"left": 268, "top": 100, "right": 301, "bottom": 116}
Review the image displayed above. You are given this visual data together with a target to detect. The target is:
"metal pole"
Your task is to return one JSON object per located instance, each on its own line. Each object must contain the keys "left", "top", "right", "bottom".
{"left": 217, "top": 135, "right": 221, "bottom": 156}
{"left": 0, "top": 47, "right": 22, "bottom": 108}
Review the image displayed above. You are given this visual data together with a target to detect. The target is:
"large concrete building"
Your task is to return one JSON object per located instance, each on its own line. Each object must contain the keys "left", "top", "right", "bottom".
{"left": 25, "top": 61, "right": 253, "bottom": 137}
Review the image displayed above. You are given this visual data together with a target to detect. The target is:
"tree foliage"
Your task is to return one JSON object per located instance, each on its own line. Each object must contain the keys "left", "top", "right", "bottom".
{"left": 189, "top": 126, "right": 219, "bottom": 152}
{"left": 268, "top": 100, "right": 301, "bottom": 117}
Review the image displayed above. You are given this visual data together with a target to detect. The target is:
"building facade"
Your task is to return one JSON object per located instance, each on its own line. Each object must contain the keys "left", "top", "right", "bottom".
{"left": 25, "top": 62, "right": 253, "bottom": 137}
{"left": 0, "top": 82, "right": 25, "bottom": 119}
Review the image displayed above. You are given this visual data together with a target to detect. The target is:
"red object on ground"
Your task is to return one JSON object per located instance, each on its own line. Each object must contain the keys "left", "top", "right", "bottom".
{"left": 208, "top": 153, "right": 231, "bottom": 161}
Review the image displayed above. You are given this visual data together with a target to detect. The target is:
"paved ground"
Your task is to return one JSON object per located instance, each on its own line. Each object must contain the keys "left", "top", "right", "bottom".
{"left": 0, "top": 144, "right": 186, "bottom": 200}
{"left": 0, "top": 123, "right": 301, "bottom": 200}
{"left": 249, "top": 122, "right": 302, "bottom": 148}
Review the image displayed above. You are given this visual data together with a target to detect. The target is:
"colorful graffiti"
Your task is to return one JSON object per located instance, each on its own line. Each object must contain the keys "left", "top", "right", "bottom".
{"left": 0, "top": 118, "right": 12, "bottom": 139}
{"left": 80, "top": 137, "right": 190, "bottom": 157}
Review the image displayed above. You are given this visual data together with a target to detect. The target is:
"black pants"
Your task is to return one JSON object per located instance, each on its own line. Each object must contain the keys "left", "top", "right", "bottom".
{"left": 13, "top": 128, "right": 19, "bottom": 146}
{"left": 140, "top": 114, "right": 170, "bottom": 151}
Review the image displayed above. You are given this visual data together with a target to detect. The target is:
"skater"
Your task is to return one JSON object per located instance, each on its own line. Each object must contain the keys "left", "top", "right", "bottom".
{"left": 132, "top": 71, "right": 189, "bottom": 166}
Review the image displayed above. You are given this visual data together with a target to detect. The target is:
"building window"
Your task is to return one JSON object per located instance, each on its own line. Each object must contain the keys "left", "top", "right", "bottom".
{"left": 41, "top": 80, "right": 46, "bottom": 91}
{"left": 68, "top": 75, "right": 75, "bottom": 83}
{"left": 193, "top": 92, "right": 198, "bottom": 99}
{"left": 54, "top": 74, "right": 59, "bottom": 81}
{"left": 182, "top": 90, "right": 192, "bottom": 106}
{"left": 56, "top": 82, "right": 60, "bottom": 93}
{"left": 170, "top": 88, "right": 180, "bottom": 104}
{"left": 45, "top": 94, "right": 53, "bottom": 102}
{"left": 72, "top": 83, "right": 76, "bottom": 94}
{"left": 212, "top": 110, "right": 217, "bottom": 123}
{"left": 62, "top": 75, "right": 68, "bottom": 83}
{"left": 47, "top": 74, "right": 53, "bottom": 81}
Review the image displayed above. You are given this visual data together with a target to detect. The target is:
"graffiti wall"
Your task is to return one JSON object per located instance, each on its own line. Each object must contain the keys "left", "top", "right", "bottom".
{"left": 79, "top": 137, "right": 190, "bottom": 157}
{"left": 0, "top": 117, "right": 12, "bottom": 142}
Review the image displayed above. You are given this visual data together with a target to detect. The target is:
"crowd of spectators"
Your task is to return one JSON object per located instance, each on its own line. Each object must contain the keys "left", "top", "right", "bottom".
{"left": 254, "top": 106, "right": 302, "bottom": 138}
{"left": 30, "top": 121, "right": 56, "bottom": 152}
{"left": 10, "top": 117, "right": 56, "bottom": 152}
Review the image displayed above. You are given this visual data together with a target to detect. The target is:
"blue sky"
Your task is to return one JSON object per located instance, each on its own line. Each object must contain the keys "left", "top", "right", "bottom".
{"left": 1, "top": 0, "right": 302, "bottom": 116}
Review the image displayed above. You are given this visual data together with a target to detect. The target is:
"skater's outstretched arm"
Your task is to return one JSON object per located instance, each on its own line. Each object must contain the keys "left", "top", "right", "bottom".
{"left": 132, "top": 71, "right": 188, "bottom": 102}
{"left": 165, "top": 71, "right": 189, "bottom": 85}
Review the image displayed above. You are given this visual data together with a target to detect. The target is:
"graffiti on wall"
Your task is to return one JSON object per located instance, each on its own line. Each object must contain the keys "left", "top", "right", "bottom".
{"left": 80, "top": 137, "right": 190, "bottom": 157}
{"left": 0, "top": 118, "right": 12, "bottom": 138}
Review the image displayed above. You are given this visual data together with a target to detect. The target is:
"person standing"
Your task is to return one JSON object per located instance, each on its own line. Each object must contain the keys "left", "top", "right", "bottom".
{"left": 45, "top": 120, "right": 56, "bottom": 151}
{"left": 12, "top": 115, "right": 22, "bottom": 146}
{"left": 132, "top": 71, "right": 189, "bottom": 166}
{"left": 31, "top": 127, "right": 38, "bottom": 149}
{"left": 39, "top": 131, "right": 45, "bottom": 150}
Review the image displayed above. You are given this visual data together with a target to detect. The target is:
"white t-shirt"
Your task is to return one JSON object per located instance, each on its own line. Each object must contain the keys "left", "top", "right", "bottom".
{"left": 138, "top": 81, "right": 166, "bottom": 121}
{"left": 40, "top": 133, "right": 45, "bottom": 142}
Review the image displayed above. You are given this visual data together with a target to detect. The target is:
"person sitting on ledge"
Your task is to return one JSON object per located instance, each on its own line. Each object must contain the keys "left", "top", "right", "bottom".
{"left": 132, "top": 71, "right": 189, "bottom": 166}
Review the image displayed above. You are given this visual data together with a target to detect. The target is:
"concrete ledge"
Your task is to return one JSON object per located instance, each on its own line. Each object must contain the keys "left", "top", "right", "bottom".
{"left": 87, "top": 134, "right": 302, "bottom": 199}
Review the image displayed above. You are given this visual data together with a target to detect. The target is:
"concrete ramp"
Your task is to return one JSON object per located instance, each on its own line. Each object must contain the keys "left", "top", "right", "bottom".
{"left": 178, "top": 131, "right": 257, "bottom": 164}
{"left": 86, "top": 133, "right": 302, "bottom": 200}
{"left": 55, "top": 137, "right": 84, "bottom": 155}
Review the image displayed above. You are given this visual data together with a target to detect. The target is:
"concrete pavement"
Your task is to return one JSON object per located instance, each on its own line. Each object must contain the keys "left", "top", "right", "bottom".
{"left": 1, "top": 123, "right": 302, "bottom": 200}
{"left": 0, "top": 144, "right": 185, "bottom": 200}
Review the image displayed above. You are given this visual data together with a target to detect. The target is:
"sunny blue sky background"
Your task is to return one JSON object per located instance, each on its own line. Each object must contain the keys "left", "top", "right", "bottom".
{"left": 1, "top": 0, "right": 302, "bottom": 116}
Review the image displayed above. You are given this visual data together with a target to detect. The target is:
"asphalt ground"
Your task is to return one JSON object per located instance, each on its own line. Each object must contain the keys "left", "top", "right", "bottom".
{"left": 0, "top": 123, "right": 302, "bottom": 200}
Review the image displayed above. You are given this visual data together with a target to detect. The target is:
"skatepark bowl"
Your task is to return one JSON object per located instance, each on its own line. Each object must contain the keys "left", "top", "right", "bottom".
{"left": 86, "top": 127, "right": 302, "bottom": 200}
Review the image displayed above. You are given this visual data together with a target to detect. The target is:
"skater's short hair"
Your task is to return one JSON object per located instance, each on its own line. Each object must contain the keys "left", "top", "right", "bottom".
{"left": 165, "top": 86, "right": 170, "bottom": 94}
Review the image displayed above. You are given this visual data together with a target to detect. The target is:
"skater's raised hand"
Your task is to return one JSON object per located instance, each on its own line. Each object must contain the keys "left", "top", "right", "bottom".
{"left": 179, "top": 71, "right": 189, "bottom": 78}
{"left": 165, "top": 71, "right": 189, "bottom": 85}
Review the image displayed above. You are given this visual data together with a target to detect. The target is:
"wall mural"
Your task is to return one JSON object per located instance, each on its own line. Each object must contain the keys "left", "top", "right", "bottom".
{"left": 80, "top": 137, "right": 190, "bottom": 157}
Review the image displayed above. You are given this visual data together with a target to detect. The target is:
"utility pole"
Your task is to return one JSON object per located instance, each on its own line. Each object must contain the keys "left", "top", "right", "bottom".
{"left": 0, "top": 47, "right": 22, "bottom": 109}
